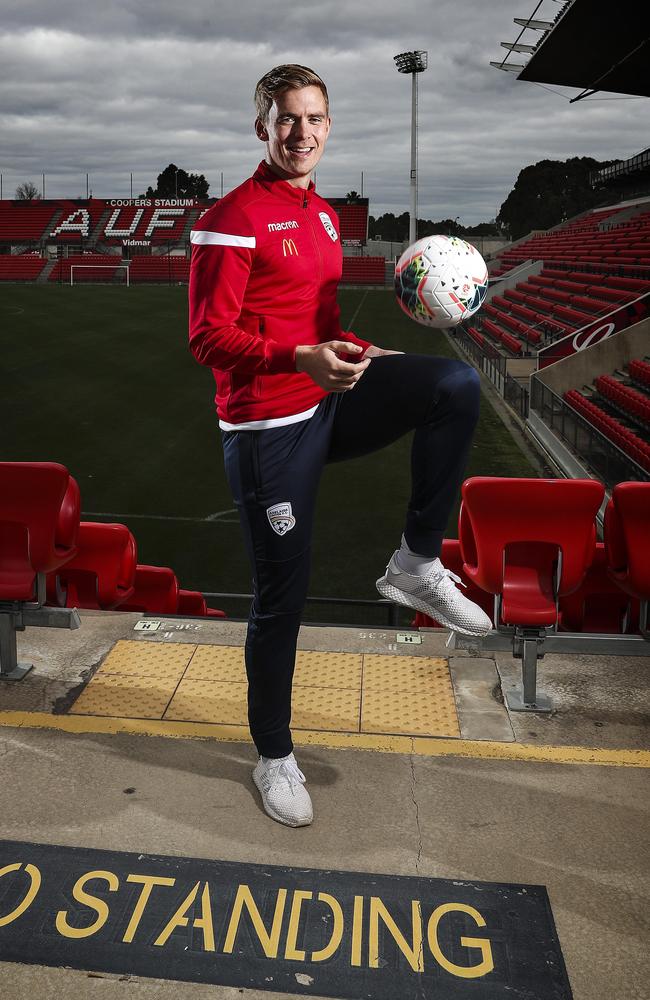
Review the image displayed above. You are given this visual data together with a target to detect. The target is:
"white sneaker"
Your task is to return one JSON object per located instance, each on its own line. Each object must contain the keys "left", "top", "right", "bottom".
{"left": 376, "top": 553, "right": 493, "bottom": 637}
{"left": 252, "top": 752, "right": 313, "bottom": 827}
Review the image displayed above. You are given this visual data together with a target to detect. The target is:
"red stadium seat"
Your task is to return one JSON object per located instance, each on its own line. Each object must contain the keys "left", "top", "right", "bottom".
{"left": 177, "top": 590, "right": 208, "bottom": 615}
{"left": 604, "top": 482, "right": 650, "bottom": 633}
{"left": 558, "top": 543, "right": 638, "bottom": 634}
{"left": 47, "top": 522, "right": 137, "bottom": 610}
{"left": 117, "top": 565, "right": 180, "bottom": 614}
{"left": 177, "top": 590, "right": 227, "bottom": 617}
{"left": 459, "top": 477, "right": 604, "bottom": 625}
{"left": 0, "top": 462, "right": 81, "bottom": 678}
{"left": 0, "top": 462, "right": 79, "bottom": 602}
{"left": 458, "top": 477, "right": 605, "bottom": 710}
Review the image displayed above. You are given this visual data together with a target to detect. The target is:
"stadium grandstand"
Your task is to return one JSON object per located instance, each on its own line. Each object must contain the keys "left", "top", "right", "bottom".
{"left": 0, "top": 194, "right": 386, "bottom": 285}
{"left": 0, "top": 2, "right": 648, "bottom": 996}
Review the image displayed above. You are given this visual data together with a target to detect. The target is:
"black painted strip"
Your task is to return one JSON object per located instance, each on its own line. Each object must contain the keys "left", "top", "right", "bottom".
{"left": 0, "top": 840, "right": 572, "bottom": 999}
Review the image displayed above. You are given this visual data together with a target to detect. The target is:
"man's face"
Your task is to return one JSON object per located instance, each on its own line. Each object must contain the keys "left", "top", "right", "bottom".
{"left": 256, "top": 85, "right": 331, "bottom": 188}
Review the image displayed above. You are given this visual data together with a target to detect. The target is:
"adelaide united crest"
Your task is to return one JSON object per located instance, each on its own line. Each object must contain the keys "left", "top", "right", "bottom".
{"left": 266, "top": 502, "right": 296, "bottom": 536}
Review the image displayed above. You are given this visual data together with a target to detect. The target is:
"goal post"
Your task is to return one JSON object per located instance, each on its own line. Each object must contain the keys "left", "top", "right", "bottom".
{"left": 70, "top": 265, "right": 130, "bottom": 286}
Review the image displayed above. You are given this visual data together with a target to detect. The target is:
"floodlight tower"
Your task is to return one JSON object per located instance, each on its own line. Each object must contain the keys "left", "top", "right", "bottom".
{"left": 394, "top": 50, "right": 428, "bottom": 245}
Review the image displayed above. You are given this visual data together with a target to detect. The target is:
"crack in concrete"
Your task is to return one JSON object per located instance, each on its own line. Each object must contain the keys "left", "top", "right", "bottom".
{"left": 409, "top": 750, "right": 423, "bottom": 876}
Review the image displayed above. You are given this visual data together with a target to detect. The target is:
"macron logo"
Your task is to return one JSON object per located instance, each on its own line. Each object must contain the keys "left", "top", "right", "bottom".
{"left": 268, "top": 220, "right": 299, "bottom": 231}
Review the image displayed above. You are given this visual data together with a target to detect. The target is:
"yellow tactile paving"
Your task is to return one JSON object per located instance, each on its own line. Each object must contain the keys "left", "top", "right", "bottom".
{"left": 294, "top": 651, "right": 362, "bottom": 689}
{"left": 70, "top": 674, "right": 178, "bottom": 719}
{"left": 361, "top": 654, "right": 460, "bottom": 737}
{"left": 92, "top": 639, "right": 195, "bottom": 681}
{"left": 184, "top": 645, "right": 246, "bottom": 683}
{"left": 164, "top": 679, "right": 248, "bottom": 726}
{"left": 67, "top": 643, "right": 460, "bottom": 738}
{"left": 292, "top": 686, "right": 362, "bottom": 732}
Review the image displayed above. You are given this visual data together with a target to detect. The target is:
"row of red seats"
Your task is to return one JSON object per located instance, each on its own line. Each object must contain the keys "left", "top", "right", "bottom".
{"left": 0, "top": 463, "right": 225, "bottom": 618}
{"left": 629, "top": 359, "right": 650, "bottom": 389}
{"left": 502, "top": 289, "right": 570, "bottom": 338}
{"left": 479, "top": 317, "right": 523, "bottom": 354}
{"left": 0, "top": 203, "right": 60, "bottom": 240}
{"left": 595, "top": 374, "right": 650, "bottom": 425}
{"left": 340, "top": 257, "right": 385, "bottom": 285}
{"left": 0, "top": 256, "right": 47, "bottom": 280}
{"left": 486, "top": 264, "right": 650, "bottom": 354}
{"left": 466, "top": 326, "right": 485, "bottom": 348}
{"left": 504, "top": 302, "right": 543, "bottom": 341}
{"left": 564, "top": 390, "right": 650, "bottom": 471}
{"left": 126, "top": 257, "right": 191, "bottom": 282}
{"left": 333, "top": 204, "right": 368, "bottom": 243}
{"left": 492, "top": 207, "right": 650, "bottom": 273}
{"left": 414, "top": 479, "right": 649, "bottom": 636}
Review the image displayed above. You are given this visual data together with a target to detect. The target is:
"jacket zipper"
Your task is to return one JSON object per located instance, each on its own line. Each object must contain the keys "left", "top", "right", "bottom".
{"left": 303, "top": 198, "right": 323, "bottom": 284}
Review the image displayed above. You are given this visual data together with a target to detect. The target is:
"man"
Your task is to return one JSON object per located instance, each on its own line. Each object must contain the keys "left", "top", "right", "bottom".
{"left": 189, "top": 64, "right": 491, "bottom": 828}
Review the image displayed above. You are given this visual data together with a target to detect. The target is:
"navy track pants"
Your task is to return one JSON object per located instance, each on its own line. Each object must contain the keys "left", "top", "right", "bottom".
{"left": 221, "top": 354, "right": 480, "bottom": 758}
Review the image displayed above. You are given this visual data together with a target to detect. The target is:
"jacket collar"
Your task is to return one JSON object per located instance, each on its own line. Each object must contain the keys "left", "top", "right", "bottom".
{"left": 253, "top": 160, "right": 314, "bottom": 205}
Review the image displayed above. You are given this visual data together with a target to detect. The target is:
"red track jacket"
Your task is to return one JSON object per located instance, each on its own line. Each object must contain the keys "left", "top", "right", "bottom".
{"left": 188, "top": 161, "right": 372, "bottom": 426}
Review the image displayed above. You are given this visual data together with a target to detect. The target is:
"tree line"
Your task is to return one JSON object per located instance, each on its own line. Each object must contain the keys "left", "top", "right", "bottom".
{"left": 367, "top": 156, "right": 614, "bottom": 242}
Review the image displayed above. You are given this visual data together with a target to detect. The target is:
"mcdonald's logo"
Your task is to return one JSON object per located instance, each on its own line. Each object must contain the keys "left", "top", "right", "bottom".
{"left": 282, "top": 239, "right": 298, "bottom": 257}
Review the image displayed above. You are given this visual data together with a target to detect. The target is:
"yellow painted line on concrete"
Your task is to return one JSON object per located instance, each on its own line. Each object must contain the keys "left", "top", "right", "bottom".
{"left": 0, "top": 710, "right": 648, "bottom": 768}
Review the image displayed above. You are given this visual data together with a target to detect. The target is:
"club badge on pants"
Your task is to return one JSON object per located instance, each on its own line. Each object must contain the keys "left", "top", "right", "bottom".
{"left": 266, "top": 502, "right": 296, "bottom": 536}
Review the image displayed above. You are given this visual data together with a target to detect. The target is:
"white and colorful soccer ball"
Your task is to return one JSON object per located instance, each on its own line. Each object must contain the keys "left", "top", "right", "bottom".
{"left": 394, "top": 235, "right": 489, "bottom": 328}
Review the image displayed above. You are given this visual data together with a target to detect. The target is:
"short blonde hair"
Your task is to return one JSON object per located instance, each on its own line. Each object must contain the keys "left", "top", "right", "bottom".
{"left": 254, "top": 64, "right": 329, "bottom": 123}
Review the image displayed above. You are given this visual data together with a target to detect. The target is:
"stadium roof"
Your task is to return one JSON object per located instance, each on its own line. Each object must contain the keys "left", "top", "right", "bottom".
{"left": 510, "top": 0, "right": 650, "bottom": 100}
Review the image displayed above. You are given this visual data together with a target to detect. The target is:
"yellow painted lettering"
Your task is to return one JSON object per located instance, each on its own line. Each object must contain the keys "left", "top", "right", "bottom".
{"left": 123, "top": 874, "right": 176, "bottom": 943}
{"left": 0, "top": 863, "right": 41, "bottom": 926}
{"left": 223, "top": 884, "right": 287, "bottom": 959}
{"left": 350, "top": 894, "right": 364, "bottom": 967}
{"left": 196, "top": 882, "right": 216, "bottom": 952}
{"left": 55, "top": 870, "right": 119, "bottom": 939}
{"left": 154, "top": 880, "right": 215, "bottom": 950}
{"left": 427, "top": 902, "right": 494, "bottom": 979}
{"left": 285, "top": 890, "right": 312, "bottom": 961}
{"left": 369, "top": 897, "right": 424, "bottom": 973}
{"left": 311, "top": 892, "right": 344, "bottom": 963}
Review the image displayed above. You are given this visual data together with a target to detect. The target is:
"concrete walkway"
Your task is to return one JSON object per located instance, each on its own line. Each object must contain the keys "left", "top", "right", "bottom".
{"left": 0, "top": 613, "right": 647, "bottom": 999}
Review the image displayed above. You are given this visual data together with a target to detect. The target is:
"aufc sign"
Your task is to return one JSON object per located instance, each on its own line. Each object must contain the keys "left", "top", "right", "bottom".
{"left": 0, "top": 840, "right": 572, "bottom": 998}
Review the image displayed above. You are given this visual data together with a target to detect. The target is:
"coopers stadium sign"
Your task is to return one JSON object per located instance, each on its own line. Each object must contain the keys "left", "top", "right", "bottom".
{"left": 107, "top": 199, "right": 197, "bottom": 207}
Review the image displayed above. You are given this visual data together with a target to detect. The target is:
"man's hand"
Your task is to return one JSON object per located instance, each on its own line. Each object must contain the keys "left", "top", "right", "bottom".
{"left": 295, "top": 341, "right": 371, "bottom": 392}
{"left": 362, "top": 345, "right": 404, "bottom": 358}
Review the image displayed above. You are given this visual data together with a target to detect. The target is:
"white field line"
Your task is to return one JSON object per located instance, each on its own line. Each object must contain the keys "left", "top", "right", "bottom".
{"left": 345, "top": 288, "right": 370, "bottom": 330}
{"left": 81, "top": 509, "right": 238, "bottom": 524}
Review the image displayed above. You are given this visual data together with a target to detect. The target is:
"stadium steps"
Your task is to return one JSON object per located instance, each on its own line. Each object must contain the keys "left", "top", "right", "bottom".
{"left": 88, "top": 206, "right": 113, "bottom": 246}
{"left": 181, "top": 207, "right": 202, "bottom": 244}
{"left": 43, "top": 206, "right": 64, "bottom": 241}
{"left": 37, "top": 259, "right": 58, "bottom": 283}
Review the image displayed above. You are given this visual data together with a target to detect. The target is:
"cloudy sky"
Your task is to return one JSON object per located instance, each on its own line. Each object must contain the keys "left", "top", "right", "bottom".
{"left": 1, "top": 0, "right": 647, "bottom": 223}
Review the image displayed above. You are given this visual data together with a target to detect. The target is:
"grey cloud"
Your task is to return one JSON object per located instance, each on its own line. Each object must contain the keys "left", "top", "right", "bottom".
{"left": 1, "top": 1, "right": 647, "bottom": 221}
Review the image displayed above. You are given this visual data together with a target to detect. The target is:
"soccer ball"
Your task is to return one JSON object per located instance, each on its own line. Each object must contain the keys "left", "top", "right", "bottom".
{"left": 394, "top": 235, "right": 489, "bottom": 328}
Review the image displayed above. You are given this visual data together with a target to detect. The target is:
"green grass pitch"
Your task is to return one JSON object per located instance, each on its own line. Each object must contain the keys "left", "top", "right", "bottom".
{"left": 2, "top": 283, "right": 538, "bottom": 622}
